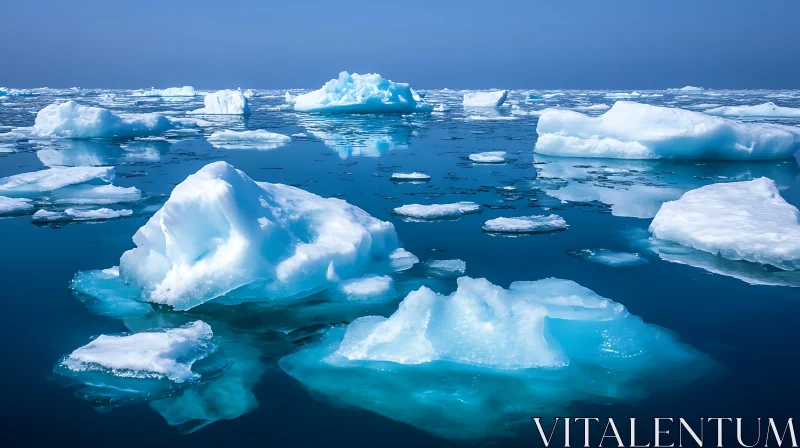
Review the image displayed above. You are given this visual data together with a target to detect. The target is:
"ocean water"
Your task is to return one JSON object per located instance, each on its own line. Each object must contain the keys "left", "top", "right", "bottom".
{"left": 1, "top": 88, "right": 800, "bottom": 446}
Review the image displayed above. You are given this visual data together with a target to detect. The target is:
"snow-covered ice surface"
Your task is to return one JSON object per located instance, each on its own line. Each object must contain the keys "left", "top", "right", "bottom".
{"left": 281, "top": 277, "right": 709, "bottom": 438}
{"left": 394, "top": 202, "right": 481, "bottom": 220}
{"left": 650, "top": 178, "right": 800, "bottom": 270}
{"left": 293, "top": 72, "right": 431, "bottom": 113}
{"left": 2, "top": 87, "right": 800, "bottom": 442}
{"left": 482, "top": 214, "right": 567, "bottom": 233}
{"left": 704, "top": 102, "right": 800, "bottom": 118}
{"left": 189, "top": 90, "right": 251, "bottom": 115}
{"left": 535, "top": 101, "right": 800, "bottom": 160}
{"left": 469, "top": 151, "right": 507, "bottom": 163}
{"left": 207, "top": 129, "right": 291, "bottom": 150}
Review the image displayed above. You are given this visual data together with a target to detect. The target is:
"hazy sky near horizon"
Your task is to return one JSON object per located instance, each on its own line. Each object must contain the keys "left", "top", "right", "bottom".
{"left": 2, "top": 0, "right": 799, "bottom": 89}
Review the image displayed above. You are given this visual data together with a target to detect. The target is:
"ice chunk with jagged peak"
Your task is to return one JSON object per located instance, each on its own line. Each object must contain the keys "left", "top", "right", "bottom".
{"left": 0, "top": 196, "right": 33, "bottom": 215}
{"left": 650, "top": 177, "right": 800, "bottom": 270}
{"left": 293, "top": 72, "right": 431, "bottom": 113}
{"left": 32, "top": 101, "right": 173, "bottom": 138}
{"left": 535, "top": 101, "right": 800, "bottom": 160}
{"left": 207, "top": 129, "right": 291, "bottom": 150}
{"left": 281, "top": 277, "right": 708, "bottom": 439}
{"left": 704, "top": 102, "right": 800, "bottom": 118}
{"left": 32, "top": 207, "right": 132, "bottom": 222}
{"left": 463, "top": 90, "right": 508, "bottom": 107}
{"left": 393, "top": 202, "right": 481, "bottom": 220}
{"left": 59, "top": 321, "right": 216, "bottom": 383}
{"left": 469, "top": 151, "right": 507, "bottom": 163}
{"left": 189, "top": 90, "right": 251, "bottom": 115}
{"left": 390, "top": 172, "right": 430, "bottom": 181}
{"left": 482, "top": 215, "right": 567, "bottom": 233}
{"left": 97, "top": 161, "right": 412, "bottom": 310}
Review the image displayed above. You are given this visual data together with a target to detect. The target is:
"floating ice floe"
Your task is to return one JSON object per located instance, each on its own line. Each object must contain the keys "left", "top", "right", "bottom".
{"left": 571, "top": 103, "right": 611, "bottom": 112}
{"left": 31, "top": 101, "right": 174, "bottom": 138}
{"left": 433, "top": 103, "right": 446, "bottom": 112}
{"left": 207, "top": 129, "right": 291, "bottom": 150}
{"left": 469, "top": 151, "right": 507, "bottom": 163}
{"left": 423, "top": 259, "right": 466, "bottom": 278}
{"left": 293, "top": 72, "right": 430, "bottom": 114}
{"left": 188, "top": 90, "right": 251, "bottom": 115}
{"left": 0, "top": 196, "right": 34, "bottom": 215}
{"left": 0, "top": 166, "right": 113, "bottom": 194}
{"left": 75, "top": 161, "right": 412, "bottom": 310}
{"left": 535, "top": 101, "right": 800, "bottom": 160}
{"left": 59, "top": 321, "right": 216, "bottom": 383}
{"left": 605, "top": 91, "right": 642, "bottom": 99}
{"left": 132, "top": 86, "right": 198, "bottom": 97}
{"left": 393, "top": 202, "right": 481, "bottom": 220}
{"left": 704, "top": 102, "right": 800, "bottom": 118}
{"left": 650, "top": 177, "right": 800, "bottom": 270}
{"left": 463, "top": 90, "right": 508, "bottom": 107}
{"left": 390, "top": 172, "right": 430, "bottom": 182}
{"left": 668, "top": 86, "right": 704, "bottom": 93}
{"left": 566, "top": 249, "right": 648, "bottom": 267}
{"left": 281, "top": 277, "right": 708, "bottom": 439}
{"left": 482, "top": 214, "right": 567, "bottom": 233}
{"left": 32, "top": 207, "right": 133, "bottom": 222}
{"left": 336, "top": 275, "right": 396, "bottom": 301}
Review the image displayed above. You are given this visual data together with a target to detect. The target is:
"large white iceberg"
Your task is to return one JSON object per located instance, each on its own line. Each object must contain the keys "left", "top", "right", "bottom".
{"left": 207, "top": 129, "right": 291, "bottom": 150}
{"left": 704, "top": 102, "right": 800, "bottom": 118}
{"left": 59, "top": 321, "right": 215, "bottom": 383}
{"left": 463, "top": 90, "right": 508, "bottom": 107}
{"left": 189, "top": 90, "right": 251, "bottom": 115}
{"left": 281, "top": 277, "right": 708, "bottom": 438}
{"left": 650, "top": 177, "right": 800, "bottom": 270}
{"left": 535, "top": 101, "right": 800, "bottom": 160}
{"left": 293, "top": 72, "right": 430, "bottom": 113}
{"left": 32, "top": 101, "right": 174, "bottom": 139}
{"left": 112, "top": 161, "right": 410, "bottom": 310}
{"left": 393, "top": 202, "right": 481, "bottom": 220}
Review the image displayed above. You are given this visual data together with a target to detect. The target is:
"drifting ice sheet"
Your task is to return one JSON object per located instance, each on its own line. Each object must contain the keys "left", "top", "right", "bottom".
{"left": 482, "top": 215, "right": 567, "bottom": 233}
{"left": 469, "top": 151, "right": 507, "bottom": 163}
{"left": 463, "top": 90, "right": 508, "bottom": 107}
{"left": 32, "top": 207, "right": 133, "bottom": 222}
{"left": 189, "top": 90, "right": 251, "bottom": 115}
{"left": 0, "top": 196, "right": 33, "bottom": 214}
{"left": 535, "top": 101, "right": 800, "bottom": 160}
{"left": 394, "top": 202, "right": 481, "bottom": 220}
{"left": 704, "top": 102, "right": 800, "bottom": 118}
{"left": 650, "top": 177, "right": 800, "bottom": 270}
{"left": 293, "top": 72, "right": 430, "bottom": 113}
{"left": 207, "top": 130, "right": 291, "bottom": 150}
{"left": 0, "top": 166, "right": 114, "bottom": 194}
{"left": 390, "top": 172, "right": 431, "bottom": 181}
{"left": 32, "top": 101, "right": 173, "bottom": 138}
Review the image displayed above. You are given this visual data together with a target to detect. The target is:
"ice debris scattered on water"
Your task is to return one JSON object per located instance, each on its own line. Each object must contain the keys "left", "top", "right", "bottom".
{"left": 469, "top": 151, "right": 507, "bottom": 163}
{"left": 132, "top": 86, "right": 197, "bottom": 97}
{"left": 463, "top": 90, "right": 508, "bottom": 107}
{"left": 293, "top": 72, "right": 430, "bottom": 114}
{"left": 482, "top": 214, "right": 567, "bottom": 233}
{"left": 393, "top": 202, "right": 481, "bottom": 220}
{"left": 566, "top": 249, "right": 648, "bottom": 267}
{"left": 704, "top": 102, "right": 800, "bottom": 118}
{"left": 390, "top": 172, "right": 430, "bottom": 181}
{"left": 207, "top": 129, "right": 291, "bottom": 150}
{"left": 535, "top": 101, "right": 800, "bottom": 160}
{"left": 32, "top": 101, "right": 173, "bottom": 139}
{"left": 650, "top": 177, "right": 800, "bottom": 270}
{"left": 32, "top": 207, "right": 133, "bottom": 222}
{"left": 189, "top": 90, "right": 251, "bottom": 115}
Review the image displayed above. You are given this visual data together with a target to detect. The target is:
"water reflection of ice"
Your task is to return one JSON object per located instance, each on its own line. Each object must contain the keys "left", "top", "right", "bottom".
{"left": 535, "top": 154, "right": 800, "bottom": 218}
{"left": 295, "top": 113, "right": 418, "bottom": 159}
{"left": 36, "top": 140, "right": 171, "bottom": 167}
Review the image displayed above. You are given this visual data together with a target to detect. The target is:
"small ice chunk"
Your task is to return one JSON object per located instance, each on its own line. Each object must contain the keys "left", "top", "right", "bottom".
{"left": 60, "top": 321, "right": 215, "bottom": 383}
{"left": 535, "top": 101, "right": 800, "bottom": 160}
{"left": 424, "top": 259, "right": 466, "bottom": 279}
{"left": 482, "top": 214, "right": 567, "bottom": 233}
{"left": 463, "top": 90, "right": 508, "bottom": 107}
{"left": 469, "top": 151, "right": 507, "bottom": 163}
{"left": 0, "top": 166, "right": 114, "bottom": 194}
{"left": 32, "top": 207, "right": 133, "bottom": 222}
{"left": 188, "top": 90, "right": 251, "bottom": 115}
{"left": 32, "top": 101, "right": 173, "bottom": 138}
{"left": 0, "top": 196, "right": 34, "bottom": 215}
{"left": 567, "top": 249, "right": 648, "bottom": 267}
{"left": 338, "top": 275, "right": 395, "bottom": 301}
{"left": 293, "top": 72, "right": 431, "bottom": 113}
{"left": 390, "top": 172, "right": 431, "bottom": 181}
{"left": 389, "top": 248, "right": 419, "bottom": 272}
{"left": 704, "top": 102, "right": 800, "bottom": 118}
{"left": 394, "top": 202, "right": 481, "bottom": 220}
{"left": 207, "top": 129, "right": 291, "bottom": 150}
{"left": 649, "top": 177, "right": 800, "bottom": 270}
{"left": 50, "top": 184, "right": 142, "bottom": 205}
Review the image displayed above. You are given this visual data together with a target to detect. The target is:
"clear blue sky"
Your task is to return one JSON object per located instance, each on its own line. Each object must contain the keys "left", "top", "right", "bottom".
{"left": 2, "top": 0, "right": 799, "bottom": 89}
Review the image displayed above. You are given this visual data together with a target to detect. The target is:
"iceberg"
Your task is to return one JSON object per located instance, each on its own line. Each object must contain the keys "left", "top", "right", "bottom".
{"left": 482, "top": 214, "right": 567, "bottom": 233}
{"left": 469, "top": 151, "right": 507, "bottom": 163}
{"left": 293, "top": 72, "right": 430, "bottom": 113}
{"left": 393, "top": 202, "right": 481, "bottom": 220}
{"left": 463, "top": 90, "right": 508, "bottom": 107}
{"left": 650, "top": 177, "right": 800, "bottom": 270}
{"left": 32, "top": 207, "right": 133, "bottom": 222}
{"left": 83, "top": 161, "right": 411, "bottom": 310}
{"left": 281, "top": 277, "right": 708, "bottom": 439}
{"left": 704, "top": 102, "right": 800, "bottom": 118}
{"left": 389, "top": 172, "right": 430, "bottom": 182}
{"left": 207, "top": 130, "right": 291, "bottom": 150}
{"left": 566, "top": 249, "right": 648, "bottom": 267}
{"left": 31, "top": 101, "right": 173, "bottom": 138}
{"left": 132, "top": 86, "right": 197, "bottom": 97}
{"left": 535, "top": 101, "right": 800, "bottom": 160}
{"left": 188, "top": 90, "right": 251, "bottom": 115}
{"left": 0, "top": 196, "right": 33, "bottom": 215}
{"left": 59, "top": 321, "right": 216, "bottom": 383}
{"left": 423, "top": 259, "right": 466, "bottom": 279}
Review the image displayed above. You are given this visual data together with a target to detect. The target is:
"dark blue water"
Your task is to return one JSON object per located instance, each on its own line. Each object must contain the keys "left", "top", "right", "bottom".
{"left": 1, "top": 89, "right": 799, "bottom": 446}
